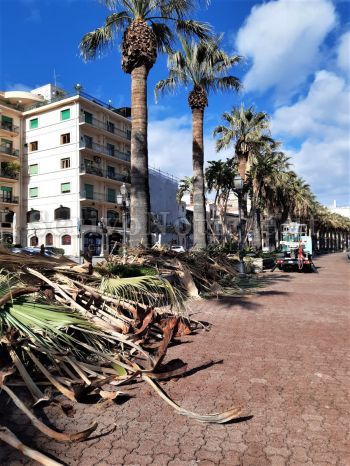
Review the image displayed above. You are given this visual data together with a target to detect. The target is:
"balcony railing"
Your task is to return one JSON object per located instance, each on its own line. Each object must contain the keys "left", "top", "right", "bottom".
{"left": 0, "top": 145, "right": 19, "bottom": 157}
{"left": 0, "top": 196, "right": 19, "bottom": 204}
{"left": 79, "top": 140, "right": 131, "bottom": 163}
{"left": 80, "top": 190, "right": 129, "bottom": 204}
{"left": 80, "top": 164, "right": 130, "bottom": 183}
{"left": 0, "top": 171, "right": 19, "bottom": 180}
{"left": 80, "top": 115, "right": 131, "bottom": 140}
{"left": 0, "top": 122, "right": 19, "bottom": 134}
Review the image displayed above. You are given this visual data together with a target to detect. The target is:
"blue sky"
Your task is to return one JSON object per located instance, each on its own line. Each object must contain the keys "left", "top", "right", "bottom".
{"left": 1, "top": 0, "right": 349, "bottom": 206}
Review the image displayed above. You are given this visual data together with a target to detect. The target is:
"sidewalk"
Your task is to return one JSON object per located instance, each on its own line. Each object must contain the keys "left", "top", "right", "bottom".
{"left": 1, "top": 253, "right": 349, "bottom": 465}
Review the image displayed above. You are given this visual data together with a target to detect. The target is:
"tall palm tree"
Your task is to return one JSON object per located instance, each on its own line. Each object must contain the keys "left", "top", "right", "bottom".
{"left": 80, "top": 0, "right": 211, "bottom": 247}
{"left": 213, "top": 105, "right": 273, "bottom": 182}
{"left": 247, "top": 148, "right": 290, "bottom": 249}
{"left": 155, "top": 36, "right": 241, "bottom": 249}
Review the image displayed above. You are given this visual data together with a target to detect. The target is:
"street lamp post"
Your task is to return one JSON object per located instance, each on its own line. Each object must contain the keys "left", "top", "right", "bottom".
{"left": 98, "top": 217, "right": 106, "bottom": 258}
{"left": 120, "top": 183, "right": 129, "bottom": 262}
{"left": 233, "top": 175, "right": 246, "bottom": 278}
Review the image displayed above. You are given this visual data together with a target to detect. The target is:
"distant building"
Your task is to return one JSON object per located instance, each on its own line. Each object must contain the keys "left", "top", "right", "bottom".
{"left": 328, "top": 200, "right": 350, "bottom": 219}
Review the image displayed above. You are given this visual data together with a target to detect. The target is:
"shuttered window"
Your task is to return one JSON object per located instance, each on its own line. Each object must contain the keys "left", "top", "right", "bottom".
{"left": 29, "top": 118, "right": 38, "bottom": 129}
{"left": 29, "top": 187, "right": 38, "bottom": 198}
{"left": 61, "top": 182, "right": 71, "bottom": 193}
{"left": 29, "top": 164, "right": 38, "bottom": 175}
{"left": 61, "top": 109, "right": 70, "bottom": 120}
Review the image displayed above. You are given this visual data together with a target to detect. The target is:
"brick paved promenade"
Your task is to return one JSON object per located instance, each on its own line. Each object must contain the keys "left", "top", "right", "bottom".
{"left": 1, "top": 252, "right": 349, "bottom": 465}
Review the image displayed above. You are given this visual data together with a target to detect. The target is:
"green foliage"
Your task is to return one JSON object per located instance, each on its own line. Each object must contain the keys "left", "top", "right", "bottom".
{"left": 102, "top": 263, "right": 157, "bottom": 277}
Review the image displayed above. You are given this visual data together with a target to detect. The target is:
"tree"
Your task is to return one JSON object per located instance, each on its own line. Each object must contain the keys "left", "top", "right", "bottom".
{"left": 213, "top": 105, "right": 273, "bottom": 182}
{"left": 80, "top": 0, "right": 211, "bottom": 247}
{"left": 155, "top": 36, "right": 241, "bottom": 249}
{"left": 246, "top": 148, "right": 290, "bottom": 249}
{"left": 177, "top": 176, "right": 194, "bottom": 203}
{"left": 205, "top": 159, "right": 237, "bottom": 242}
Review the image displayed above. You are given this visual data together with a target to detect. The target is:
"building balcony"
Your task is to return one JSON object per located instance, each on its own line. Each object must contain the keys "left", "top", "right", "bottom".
{"left": 0, "top": 196, "right": 19, "bottom": 205}
{"left": 80, "top": 163, "right": 130, "bottom": 183}
{"left": 0, "top": 145, "right": 19, "bottom": 158}
{"left": 0, "top": 171, "right": 19, "bottom": 181}
{"left": 80, "top": 190, "right": 129, "bottom": 205}
{"left": 0, "top": 121, "right": 19, "bottom": 135}
{"left": 79, "top": 140, "right": 131, "bottom": 163}
{"left": 79, "top": 115, "right": 131, "bottom": 141}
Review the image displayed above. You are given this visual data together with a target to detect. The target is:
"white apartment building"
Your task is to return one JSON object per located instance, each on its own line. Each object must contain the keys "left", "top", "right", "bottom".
{"left": 1, "top": 83, "right": 186, "bottom": 257}
{"left": 1, "top": 84, "right": 132, "bottom": 257}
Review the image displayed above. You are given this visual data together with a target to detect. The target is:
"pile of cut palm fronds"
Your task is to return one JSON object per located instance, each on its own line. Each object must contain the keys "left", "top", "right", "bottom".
{"left": 0, "top": 261, "right": 242, "bottom": 465}
{"left": 100, "top": 247, "right": 244, "bottom": 297}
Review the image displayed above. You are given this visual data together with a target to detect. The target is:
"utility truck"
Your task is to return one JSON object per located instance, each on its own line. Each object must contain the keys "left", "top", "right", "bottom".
{"left": 273, "top": 222, "right": 317, "bottom": 272}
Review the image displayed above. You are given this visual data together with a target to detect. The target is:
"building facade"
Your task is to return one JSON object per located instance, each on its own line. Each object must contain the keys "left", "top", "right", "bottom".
{"left": 0, "top": 84, "right": 184, "bottom": 257}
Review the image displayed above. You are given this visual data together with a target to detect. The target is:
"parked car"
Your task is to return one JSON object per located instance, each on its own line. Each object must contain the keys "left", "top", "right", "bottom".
{"left": 171, "top": 245, "right": 186, "bottom": 253}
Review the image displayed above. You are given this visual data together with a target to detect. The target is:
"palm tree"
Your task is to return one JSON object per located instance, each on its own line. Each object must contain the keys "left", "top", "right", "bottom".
{"left": 213, "top": 105, "right": 273, "bottom": 182}
{"left": 205, "top": 159, "right": 237, "bottom": 241}
{"left": 177, "top": 176, "right": 194, "bottom": 203}
{"left": 80, "top": 1, "right": 211, "bottom": 247}
{"left": 155, "top": 36, "right": 241, "bottom": 249}
{"left": 247, "top": 148, "right": 290, "bottom": 249}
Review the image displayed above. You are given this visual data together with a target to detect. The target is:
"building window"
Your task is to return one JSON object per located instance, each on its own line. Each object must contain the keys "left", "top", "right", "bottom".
{"left": 61, "top": 158, "right": 70, "bottom": 169}
{"left": 29, "top": 187, "right": 38, "bottom": 198}
{"left": 107, "top": 166, "right": 115, "bottom": 179}
{"left": 82, "top": 207, "right": 98, "bottom": 225}
{"left": 84, "top": 111, "right": 93, "bottom": 124}
{"left": 60, "top": 133, "right": 70, "bottom": 144}
{"left": 84, "top": 183, "right": 94, "bottom": 199}
{"left": 61, "top": 182, "right": 71, "bottom": 193}
{"left": 26, "top": 209, "right": 40, "bottom": 222}
{"left": 107, "top": 210, "right": 120, "bottom": 227}
{"left": 29, "top": 141, "right": 38, "bottom": 151}
{"left": 106, "top": 143, "right": 114, "bottom": 156}
{"left": 61, "top": 109, "right": 70, "bottom": 121}
{"left": 29, "top": 118, "right": 38, "bottom": 129}
{"left": 106, "top": 121, "right": 115, "bottom": 133}
{"left": 55, "top": 206, "right": 70, "bottom": 220}
{"left": 62, "top": 234, "right": 71, "bottom": 245}
{"left": 81, "top": 136, "right": 93, "bottom": 149}
{"left": 107, "top": 188, "right": 116, "bottom": 203}
{"left": 45, "top": 233, "right": 53, "bottom": 246}
{"left": 1, "top": 115, "right": 13, "bottom": 131}
{"left": 30, "top": 236, "right": 39, "bottom": 247}
{"left": 29, "top": 164, "right": 38, "bottom": 175}
{"left": 0, "top": 186, "right": 13, "bottom": 203}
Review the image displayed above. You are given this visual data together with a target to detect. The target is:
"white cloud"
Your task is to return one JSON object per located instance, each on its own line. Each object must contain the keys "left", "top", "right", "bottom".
{"left": 272, "top": 70, "right": 350, "bottom": 205}
{"left": 272, "top": 70, "right": 349, "bottom": 137}
{"left": 336, "top": 31, "right": 350, "bottom": 75}
{"left": 148, "top": 116, "right": 228, "bottom": 179}
{"left": 235, "top": 0, "right": 336, "bottom": 96}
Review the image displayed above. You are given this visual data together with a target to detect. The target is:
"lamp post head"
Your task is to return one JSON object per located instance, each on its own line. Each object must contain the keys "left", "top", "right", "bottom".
{"left": 120, "top": 183, "right": 128, "bottom": 197}
{"left": 74, "top": 83, "right": 82, "bottom": 94}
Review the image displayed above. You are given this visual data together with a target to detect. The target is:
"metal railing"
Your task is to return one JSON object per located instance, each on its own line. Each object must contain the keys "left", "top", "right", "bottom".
{"left": 80, "top": 163, "right": 130, "bottom": 183}
{"left": 0, "top": 171, "right": 19, "bottom": 180}
{"left": 0, "top": 122, "right": 19, "bottom": 133}
{"left": 0, "top": 196, "right": 19, "bottom": 204}
{"left": 79, "top": 115, "right": 131, "bottom": 140}
{"left": 79, "top": 139, "right": 131, "bottom": 162}
{"left": 0, "top": 146, "right": 19, "bottom": 157}
{"left": 80, "top": 190, "right": 129, "bottom": 204}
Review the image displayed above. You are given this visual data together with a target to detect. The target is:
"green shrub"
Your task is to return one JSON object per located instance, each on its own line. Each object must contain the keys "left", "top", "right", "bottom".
{"left": 102, "top": 264, "right": 158, "bottom": 278}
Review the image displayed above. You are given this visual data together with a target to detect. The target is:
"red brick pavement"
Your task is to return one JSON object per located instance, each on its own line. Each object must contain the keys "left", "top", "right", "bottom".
{"left": 1, "top": 252, "right": 349, "bottom": 465}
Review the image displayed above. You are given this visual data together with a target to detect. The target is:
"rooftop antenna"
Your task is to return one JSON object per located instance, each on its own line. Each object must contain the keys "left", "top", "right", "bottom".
{"left": 53, "top": 68, "right": 60, "bottom": 88}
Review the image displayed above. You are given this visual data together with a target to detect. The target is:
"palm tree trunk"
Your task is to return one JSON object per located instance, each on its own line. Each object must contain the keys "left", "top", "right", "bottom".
{"left": 254, "top": 208, "right": 262, "bottom": 251}
{"left": 192, "top": 107, "right": 207, "bottom": 249}
{"left": 130, "top": 65, "right": 151, "bottom": 247}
